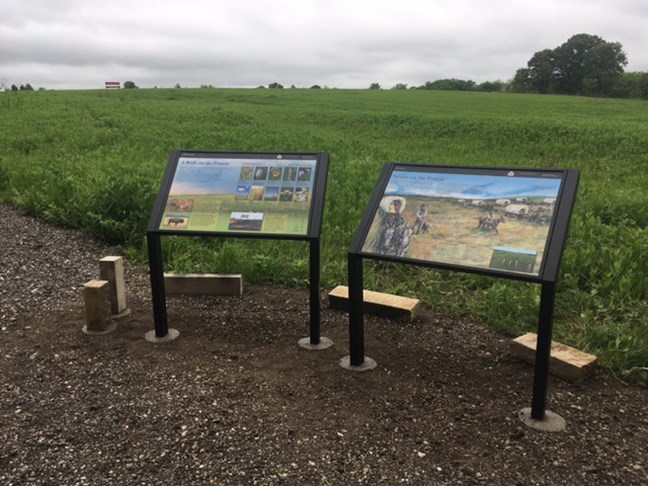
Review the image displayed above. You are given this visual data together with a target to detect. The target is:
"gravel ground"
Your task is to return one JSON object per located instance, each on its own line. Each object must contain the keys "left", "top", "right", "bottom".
{"left": 1, "top": 202, "right": 647, "bottom": 485}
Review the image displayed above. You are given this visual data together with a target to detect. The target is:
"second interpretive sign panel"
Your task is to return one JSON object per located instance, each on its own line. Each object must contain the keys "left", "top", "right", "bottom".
{"left": 354, "top": 163, "right": 577, "bottom": 282}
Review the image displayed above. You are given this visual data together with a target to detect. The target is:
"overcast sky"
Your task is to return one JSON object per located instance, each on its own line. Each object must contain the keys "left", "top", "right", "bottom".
{"left": 2, "top": 0, "right": 647, "bottom": 90}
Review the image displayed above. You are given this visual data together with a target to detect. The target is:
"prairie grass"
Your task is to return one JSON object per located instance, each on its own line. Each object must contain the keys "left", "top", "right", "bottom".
{"left": 1, "top": 88, "right": 646, "bottom": 383}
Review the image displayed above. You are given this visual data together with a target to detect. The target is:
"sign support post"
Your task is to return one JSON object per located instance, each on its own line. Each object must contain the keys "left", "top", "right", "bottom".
{"left": 518, "top": 281, "right": 566, "bottom": 431}
{"left": 348, "top": 253, "right": 365, "bottom": 366}
{"left": 308, "top": 238, "right": 321, "bottom": 345}
{"left": 298, "top": 236, "right": 334, "bottom": 350}
{"left": 531, "top": 281, "right": 556, "bottom": 420}
{"left": 147, "top": 233, "right": 167, "bottom": 337}
{"left": 340, "top": 252, "right": 376, "bottom": 370}
{"left": 145, "top": 232, "right": 179, "bottom": 342}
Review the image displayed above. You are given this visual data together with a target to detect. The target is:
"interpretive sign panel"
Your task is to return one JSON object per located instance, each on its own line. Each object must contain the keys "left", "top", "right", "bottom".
{"left": 151, "top": 151, "right": 326, "bottom": 238}
{"left": 146, "top": 150, "right": 329, "bottom": 348}
{"left": 355, "top": 164, "right": 577, "bottom": 282}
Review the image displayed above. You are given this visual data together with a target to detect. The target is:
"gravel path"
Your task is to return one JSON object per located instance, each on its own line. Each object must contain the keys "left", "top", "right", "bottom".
{"left": 0, "top": 203, "right": 148, "bottom": 327}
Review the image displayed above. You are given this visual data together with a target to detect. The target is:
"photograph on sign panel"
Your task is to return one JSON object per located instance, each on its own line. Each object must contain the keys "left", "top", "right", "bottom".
{"left": 159, "top": 156, "right": 317, "bottom": 235}
{"left": 360, "top": 169, "right": 563, "bottom": 276}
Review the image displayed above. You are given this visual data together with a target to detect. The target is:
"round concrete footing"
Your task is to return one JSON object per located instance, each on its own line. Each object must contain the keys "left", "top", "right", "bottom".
{"left": 298, "top": 336, "right": 334, "bottom": 350}
{"left": 112, "top": 308, "right": 131, "bottom": 319}
{"left": 82, "top": 321, "right": 118, "bottom": 336}
{"left": 339, "top": 355, "right": 377, "bottom": 371}
{"left": 144, "top": 328, "right": 180, "bottom": 343}
{"left": 518, "top": 407, "right": 566, "bottom": 432}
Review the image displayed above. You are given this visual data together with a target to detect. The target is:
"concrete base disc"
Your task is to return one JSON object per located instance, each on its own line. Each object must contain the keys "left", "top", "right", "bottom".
{"left": 82, "top": 321, "right": 118, "bottom": 336}
{"left": 112, "top": 308, "right": 131, "bottom": 319}
{"left": 298, "top": 336, "right": 334, "bottom": 350}
{"left": 518, "top": 407, "right": 567, "bottom": 432}
{"left": 144, "top": 328, "right": 180, "bottom": 343}
{"left": 339, "top": 355, "right": 377, "bottom": 372}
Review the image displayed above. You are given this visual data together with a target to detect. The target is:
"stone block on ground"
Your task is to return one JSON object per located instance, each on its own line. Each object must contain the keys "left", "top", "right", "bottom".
{"left": 99, "top": 256, "right": 128, "bottom": 315}
{"left": 83, "top": 280, "right": 112, "bottom": 332}
{"left": 510, "top": 332, "right": 598, "bottom": 383}
{"left": 328, "top": 285, "right": 419, "bottom": 321}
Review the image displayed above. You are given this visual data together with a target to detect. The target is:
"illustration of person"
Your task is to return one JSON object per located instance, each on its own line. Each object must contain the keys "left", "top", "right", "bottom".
{"left": 375, "top": 197, "right": 410, "bottom": 256}
{"left": 412, "top": 203, "right": 428, "bottom": 234}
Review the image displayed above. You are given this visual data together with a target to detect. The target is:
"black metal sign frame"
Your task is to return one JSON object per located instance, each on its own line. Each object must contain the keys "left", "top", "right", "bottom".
{"left": 347, "top": 163, "right": 580, "bottom": 421}
{"left": 146, "top": 150, "right": 329, "bottom": 345}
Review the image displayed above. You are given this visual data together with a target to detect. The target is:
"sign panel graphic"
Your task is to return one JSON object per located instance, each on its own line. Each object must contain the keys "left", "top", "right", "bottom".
{"left": 158, "top": 155, "right": 319, "bottom": 236}
{"left": 359, "top": 166, "right": 565, "bottom": 277}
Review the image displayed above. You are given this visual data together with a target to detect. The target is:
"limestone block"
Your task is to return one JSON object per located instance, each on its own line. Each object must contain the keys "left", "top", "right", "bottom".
{"left": 84, "top": 280, "right": 111, "bottom": 332}
{"left": 99, "top": 256, "right": 128, "bottom": 314}
{"left": 328, "top": 285, "right": 420, "bottom": 321}
{"left": 510, "top": 332, "right": 598, "bottom": 383}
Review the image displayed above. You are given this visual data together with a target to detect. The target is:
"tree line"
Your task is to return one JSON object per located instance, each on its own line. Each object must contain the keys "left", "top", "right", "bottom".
{"left": 370, "top": 79, "right": 505, "bottom": 92}
{"left": 374, "top": 34, "right": 648, "bottom": 99}
{"left": 6, "top": 83, "right": 37, "bottom": 91}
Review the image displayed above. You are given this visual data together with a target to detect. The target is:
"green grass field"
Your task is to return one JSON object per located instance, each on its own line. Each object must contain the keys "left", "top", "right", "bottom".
{"left": 1, "top": 87, "right": 646, "bottom": 383}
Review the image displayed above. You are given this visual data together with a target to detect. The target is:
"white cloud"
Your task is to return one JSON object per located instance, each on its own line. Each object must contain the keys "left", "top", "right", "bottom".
{"left": 1, "top": 0, "right": 646, "bottom": 90}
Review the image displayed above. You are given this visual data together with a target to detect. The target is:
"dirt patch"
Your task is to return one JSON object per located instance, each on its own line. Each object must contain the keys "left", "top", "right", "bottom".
{"left": 1, "top": 203, "right": 647, "bottom": 485}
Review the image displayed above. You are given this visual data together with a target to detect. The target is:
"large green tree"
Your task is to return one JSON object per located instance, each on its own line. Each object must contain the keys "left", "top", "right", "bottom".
{"left": 554, "top": 34, "right": 626, "bottom": 95}
{"left": 516, "top": 33, "right": 627, "bottom": 97}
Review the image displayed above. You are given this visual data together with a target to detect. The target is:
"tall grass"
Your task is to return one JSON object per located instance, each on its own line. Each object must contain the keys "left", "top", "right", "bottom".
{"left": 1, "top": 88, "right": 646, "bottom": 384}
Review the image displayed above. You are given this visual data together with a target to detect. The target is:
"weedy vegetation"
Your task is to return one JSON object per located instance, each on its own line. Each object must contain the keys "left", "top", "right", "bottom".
{"left": 1, "top": 88, "right": 646, "bottom": 384}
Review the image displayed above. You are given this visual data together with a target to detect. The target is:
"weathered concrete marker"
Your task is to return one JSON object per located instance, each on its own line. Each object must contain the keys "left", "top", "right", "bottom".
{"left": 99, "top": 256, "right": 130, "bottom": 318}
{"left": 82, "top": 279, "right": 117, "bottom": 335}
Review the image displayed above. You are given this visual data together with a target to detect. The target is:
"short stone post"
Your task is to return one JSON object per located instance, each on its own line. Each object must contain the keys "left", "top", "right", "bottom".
{"left": 99, "top": 256, "right": 130, "bottom": 317}
{"left": 82, "top": 280, "right": 117, "bottom": 335}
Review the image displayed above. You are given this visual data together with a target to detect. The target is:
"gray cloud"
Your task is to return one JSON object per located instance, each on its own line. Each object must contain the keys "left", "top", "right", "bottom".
{"left": 1, "top": 0, "right": 646, "bottom": 90}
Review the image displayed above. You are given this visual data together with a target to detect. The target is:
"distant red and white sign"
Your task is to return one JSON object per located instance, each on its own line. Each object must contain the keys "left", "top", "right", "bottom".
{"left": 105, "top": 81, "right": 121, "bottom": 89}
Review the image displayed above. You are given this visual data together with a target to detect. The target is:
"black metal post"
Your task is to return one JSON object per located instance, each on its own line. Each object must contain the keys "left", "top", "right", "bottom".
{"left": 348, "top": 253, "right": 365, "bottom": 366}
{"left": 531, "top": 281, "right": 557, "bottom": 420}
{"left": 309, "top": 238, "right": 321, "bottom": 345}
{"left": 146, "top": 233, "right": 169, "bottom": 338}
